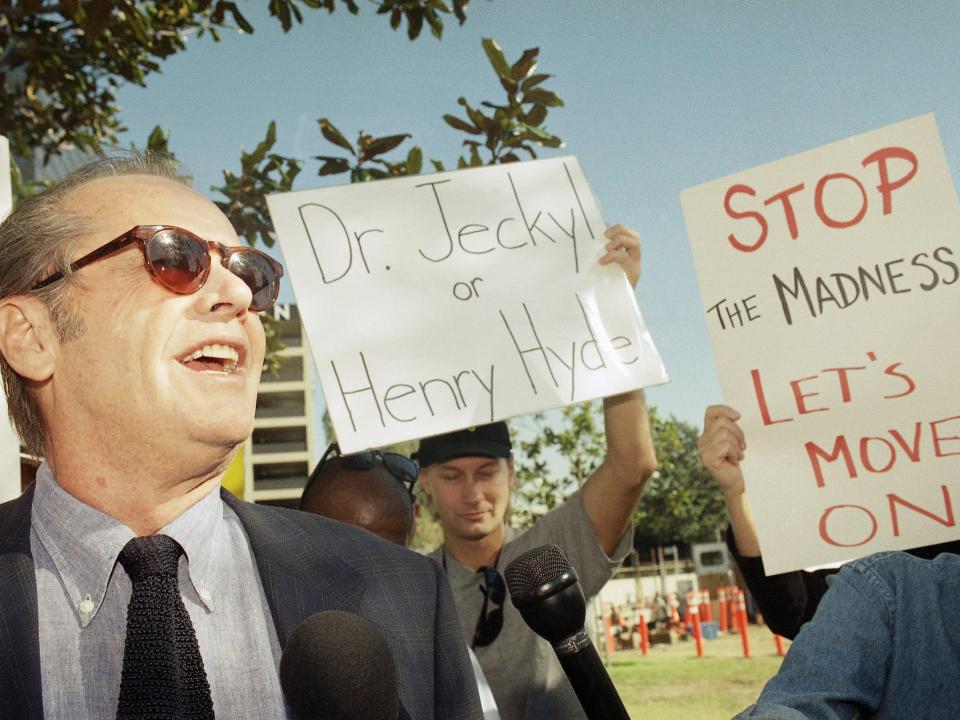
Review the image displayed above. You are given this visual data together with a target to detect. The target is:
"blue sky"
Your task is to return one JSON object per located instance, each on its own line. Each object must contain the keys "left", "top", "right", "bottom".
{"left": 113, "top": 0, "right": 960, "bottom": 431}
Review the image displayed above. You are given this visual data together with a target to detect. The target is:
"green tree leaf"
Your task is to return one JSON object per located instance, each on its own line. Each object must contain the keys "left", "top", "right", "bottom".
{"left": 406, "top": 145, "right": 423, "bottom": 175}
{"left": 363, "top": 133, "right": 411, "bottom": 159}
{"left": 443, "top": 114, "right": 482, "bottom": 134}
{"left": 482, "top": 37, "right": 512, "bottom": 81}
{"left": 510, "top": 47, "right": 539, "bottom": 82}
{"left": 317, "top": 118, "right": 355, "bottom": 155}
{"left": 522, "top": 88, "right": 564, "bottom": 107}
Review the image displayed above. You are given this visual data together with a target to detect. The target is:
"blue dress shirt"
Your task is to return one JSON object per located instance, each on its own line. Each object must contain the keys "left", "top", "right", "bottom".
{"left": 738, "top": 550, "right": 960, "bottom": 719}
{"left": 30, "top": 464, "right": 291, "bottom": 719}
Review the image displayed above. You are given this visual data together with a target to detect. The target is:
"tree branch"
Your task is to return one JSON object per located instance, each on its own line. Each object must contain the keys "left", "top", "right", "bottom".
{"left": 0, "top": 3, "right": 69, "bottom": 19}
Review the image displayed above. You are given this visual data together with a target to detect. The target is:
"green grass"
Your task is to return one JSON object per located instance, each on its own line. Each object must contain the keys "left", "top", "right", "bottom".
{"left": 606, "top": 627, "right": 789, "bottom": 719}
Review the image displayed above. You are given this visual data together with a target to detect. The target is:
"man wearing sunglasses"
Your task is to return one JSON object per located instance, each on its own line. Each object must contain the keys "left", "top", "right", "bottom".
{"left": 300, "top": 443, "right": 419, "bottom": 547}
{"left": 0, "top": 154, "right": 481, "bottom": 719}
{"left": 301, "top": 444, "right": 502, "bottom": 720}
{"left": 417, "top": 225, "right": 658, "bottom": 720}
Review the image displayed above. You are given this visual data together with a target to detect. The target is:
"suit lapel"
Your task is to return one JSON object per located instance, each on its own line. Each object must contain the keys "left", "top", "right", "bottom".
{"left": 222, "top": 490, "right": 366, "bottom": 646}
{"left": 0, "top": 485, "right": 43, "bottom": 720}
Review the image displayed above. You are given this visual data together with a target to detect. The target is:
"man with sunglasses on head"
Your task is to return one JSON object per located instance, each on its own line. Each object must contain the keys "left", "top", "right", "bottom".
{"left": 301, "top": 443, "right": 419, "bottom": 547}
{"left": 417, "top": 225, "right": 658, "bottom": 720}
{"left": 0, "top": 154, "right": 482, "bottom": 720}
{"left": 301, "top": 444, "right": 502, "bottom": 720}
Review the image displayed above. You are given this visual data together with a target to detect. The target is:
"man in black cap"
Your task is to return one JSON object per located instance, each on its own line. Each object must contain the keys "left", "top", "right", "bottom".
{"left": 417, "top": 224, "right": 657, "bottom": 720}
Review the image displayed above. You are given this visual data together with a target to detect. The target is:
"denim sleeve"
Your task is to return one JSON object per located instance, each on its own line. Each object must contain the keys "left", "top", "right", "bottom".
{"left": 734, "top": 560, "right": 893, "bottom": 720}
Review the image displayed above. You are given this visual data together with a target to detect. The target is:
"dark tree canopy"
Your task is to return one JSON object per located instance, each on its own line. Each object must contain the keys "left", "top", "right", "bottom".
{"left": 0, "top": 0, "right": 471, "bottom": 162}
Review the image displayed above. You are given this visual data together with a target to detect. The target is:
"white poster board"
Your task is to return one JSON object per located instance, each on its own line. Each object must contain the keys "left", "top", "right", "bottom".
{"left": 268, "top": 156, "right": 668, "bottom": 452}
{"left": 0, "top": 137, "right": 22, "bottom": 500}
{"left": 682, "top": 114, "right": 960, "bottom": 574}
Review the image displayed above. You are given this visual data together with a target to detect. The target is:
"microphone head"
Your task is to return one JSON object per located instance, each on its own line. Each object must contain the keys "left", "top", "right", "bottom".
{"left": 505, "top": 544, "right": 586, "bottom": 645}
{"left": 279, "top": 610, "right": 399, "bottom": 720}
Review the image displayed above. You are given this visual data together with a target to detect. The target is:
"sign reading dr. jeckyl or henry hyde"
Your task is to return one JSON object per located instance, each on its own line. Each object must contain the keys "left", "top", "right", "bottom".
{"left": 683, "top": 114, "right": 960, "bottom": 574}
{"left": 268, "top": 156, "right": 667, "bottom": 452}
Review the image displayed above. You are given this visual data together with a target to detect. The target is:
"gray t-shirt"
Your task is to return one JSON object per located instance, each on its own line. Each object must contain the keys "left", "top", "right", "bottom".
{"left": 430, "top": 488, "right": 632, "bottom": 720}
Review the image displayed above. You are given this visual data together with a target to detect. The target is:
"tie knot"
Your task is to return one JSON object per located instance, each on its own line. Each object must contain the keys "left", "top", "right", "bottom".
{"left": 119, "top": 535, "right": 183, "bottom": 581}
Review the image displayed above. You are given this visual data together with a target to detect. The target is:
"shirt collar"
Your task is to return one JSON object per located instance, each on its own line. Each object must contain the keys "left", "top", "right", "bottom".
{"left": 31, "top": 463, "right": 224, "bottom": 627}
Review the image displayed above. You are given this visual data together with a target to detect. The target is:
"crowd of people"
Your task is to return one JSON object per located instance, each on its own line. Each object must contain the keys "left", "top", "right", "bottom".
{"left": 0, "top": 151, "right": 954, "bottom": 719}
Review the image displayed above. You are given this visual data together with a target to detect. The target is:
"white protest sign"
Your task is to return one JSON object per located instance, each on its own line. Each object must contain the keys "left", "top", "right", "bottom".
{"left": 682, "top": 114, "right": 960, "bottom": 574}
{"left": 0, "top": 136, "right": 21, "bottom": 501}
{"left": 268, "top": 156, "right": 668, "bottom": 452}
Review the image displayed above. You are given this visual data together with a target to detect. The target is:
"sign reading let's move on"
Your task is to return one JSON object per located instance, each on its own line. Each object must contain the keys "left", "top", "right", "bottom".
{"left": 683, "top": 114, "right": 960, "bottom": 574}
{"left": 268, "top": 156, "right": 667, "bottom": 452}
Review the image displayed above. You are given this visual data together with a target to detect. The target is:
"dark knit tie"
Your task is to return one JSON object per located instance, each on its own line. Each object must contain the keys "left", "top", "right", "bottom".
{"left": 115, "top": 535, "right": 215, "bottom": 720}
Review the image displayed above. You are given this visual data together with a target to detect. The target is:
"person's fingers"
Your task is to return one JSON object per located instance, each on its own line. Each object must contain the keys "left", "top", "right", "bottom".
{"left": 702, "top": 407, "right": 746, "bottom": 450}
{"left": 704, "top": 404, "right": 741, "bottom": 423}
{"left": 599, "top": 225, "right": 642, "bottom": 287}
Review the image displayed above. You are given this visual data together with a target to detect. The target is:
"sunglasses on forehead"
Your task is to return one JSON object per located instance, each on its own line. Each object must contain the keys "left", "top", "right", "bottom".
{"left": 306, "top": 442, "right": 419, "bottom": 500}
{"left": 32, "top": 225, "right": 284, "bottom": 312}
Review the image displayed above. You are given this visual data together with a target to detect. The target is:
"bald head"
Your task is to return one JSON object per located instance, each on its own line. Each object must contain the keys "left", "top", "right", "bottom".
{"left": 301, "top": 459, "right": 415, "bottom": 547}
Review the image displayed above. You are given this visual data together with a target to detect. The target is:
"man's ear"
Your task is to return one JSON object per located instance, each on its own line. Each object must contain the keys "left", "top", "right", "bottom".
{"left": 418, "top": 468, "right": 432, "bottom": 495}
{"left": 506, "top": 457, "right": 516, "bottom": 487}
{"left": 0, "top": 297, "right": 57, "bottom": 382}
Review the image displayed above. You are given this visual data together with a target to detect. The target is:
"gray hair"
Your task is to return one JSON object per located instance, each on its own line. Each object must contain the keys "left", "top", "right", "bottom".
{"left": 0, "top": 152, "right": 191, "bottom": 456}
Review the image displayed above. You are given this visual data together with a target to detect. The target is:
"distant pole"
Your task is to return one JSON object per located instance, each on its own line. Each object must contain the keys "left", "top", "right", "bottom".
{"left": 690, "top": 603, "right": 704, "bottom": 658}
{"left": 638, "top": 608, "right": 650, "bottom": 657}
{"left": 0, "top": 137, "right": 20, "bottom": 502}
{"left": 774, "top": 634, "right": 785, "bottom": 657}
{"left": 736, "top": 589, "right": 751, "bottom": 659}
{"left": 718, "top": 588, "right": 728, "bottom": 633}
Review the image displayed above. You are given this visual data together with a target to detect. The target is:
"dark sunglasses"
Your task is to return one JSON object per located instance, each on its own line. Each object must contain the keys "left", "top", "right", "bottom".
{"left": 471, "top": 566, "right": 505, "bottom": 649}
{"left": 32, "top": 225, "right": 284, "bottom": 312}
{"left": 307, "top": 442, "right": 419, "bottom": 500}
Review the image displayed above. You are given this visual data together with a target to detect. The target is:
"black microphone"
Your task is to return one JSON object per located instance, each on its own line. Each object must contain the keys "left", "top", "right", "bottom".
{"left": 505, "top": 544, "right": 631, "bottom": 720}
{"left": 279, "top": 610, "right": 402, "bottom": 720}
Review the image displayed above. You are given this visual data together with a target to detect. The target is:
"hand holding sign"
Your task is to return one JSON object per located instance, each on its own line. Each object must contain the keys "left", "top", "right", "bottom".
{"left": 599, "top": 224, "right": 642, "bottom": 288}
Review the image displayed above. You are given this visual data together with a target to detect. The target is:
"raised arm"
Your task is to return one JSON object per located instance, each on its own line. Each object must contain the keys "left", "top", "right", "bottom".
{"left": 697, "top": 404, "right": 760, "bottom": 556}
{"left": 582, "top": 225, "right": 658, "bottom": 556}
{"left": 698, "top": 404, "right": 833, "bottom": 639}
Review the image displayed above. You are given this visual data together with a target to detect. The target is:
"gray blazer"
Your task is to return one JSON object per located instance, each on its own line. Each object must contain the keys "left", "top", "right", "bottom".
{"left": 0, "top": 485, "right": 482, "bottom": 720}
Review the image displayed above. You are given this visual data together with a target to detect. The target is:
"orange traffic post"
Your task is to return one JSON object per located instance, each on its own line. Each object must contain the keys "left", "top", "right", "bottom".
{"left": 774, "top": 634, "right": 785, "bottom": 657}
{"left": 736, "top": 590, "right": 751, "bottom": 658}
{"left": 690, "top": 603, "right": 704, "bottom": 657}
{"left": 603, "top": 611, "right": 617, "bottom": 655}
{"left": 668, "top": 593, "right": 680, "bottom": 625}
{"left": 728, "top": 586, "right": 739, "bottom": 633}
{"left": 700, "top": 589, "right": 713, "bottom": 624}
{"left": 718, "top": 588, "right": 728, "bottom": 633}
{"left": 638, "top": 608, "right": 650, "bottom": 656}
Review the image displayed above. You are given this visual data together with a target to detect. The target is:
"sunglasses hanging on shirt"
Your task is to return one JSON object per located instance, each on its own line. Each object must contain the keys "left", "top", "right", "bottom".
{"left": 471, "top": 561, "right": 505, "bottom": 649}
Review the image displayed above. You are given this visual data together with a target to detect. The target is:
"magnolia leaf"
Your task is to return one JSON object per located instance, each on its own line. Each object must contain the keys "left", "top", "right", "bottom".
{"left": 510, "top": 48, "right": 539, "bottom": 82}
{"left": 364, "top": 133, "right": 410, "bottom": 159}
{"left": 406, "top": 146, "right": 423, "bottom": 175}
{"left": 482, "top": 38, "right": 512, "bottom": 81}
{"left": 318, "top": 118, "right": 355, "bottom": 155}
{"left": 443, "top": 114, "right": 481, "bottom": 134}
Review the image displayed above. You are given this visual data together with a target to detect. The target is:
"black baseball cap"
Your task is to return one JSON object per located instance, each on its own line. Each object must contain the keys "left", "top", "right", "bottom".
{"left": 415, "top": 422, "right": 512, "bottom": 468}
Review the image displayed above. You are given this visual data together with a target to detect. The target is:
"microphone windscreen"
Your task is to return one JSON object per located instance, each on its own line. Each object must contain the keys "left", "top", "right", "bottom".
{"left": 279, "top": 610, "right": 399, "bottom": 720}
{"left": 504, "top": 543, "right": 572, "bottom": 600}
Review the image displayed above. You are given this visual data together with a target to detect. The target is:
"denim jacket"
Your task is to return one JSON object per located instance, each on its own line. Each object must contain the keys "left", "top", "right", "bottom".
{"left": 737, "top": 550, "right": 960, "bottom": 719}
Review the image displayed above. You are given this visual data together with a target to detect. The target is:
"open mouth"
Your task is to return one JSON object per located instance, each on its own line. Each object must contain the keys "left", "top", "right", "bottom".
{"left": 180, "top": 343, "right": 240, "bottom": 373}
